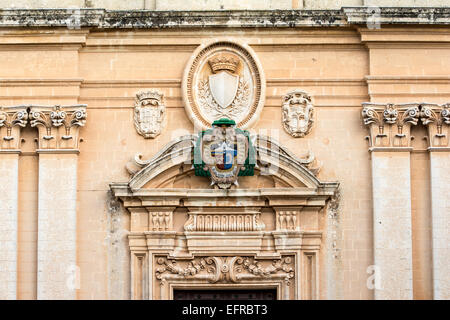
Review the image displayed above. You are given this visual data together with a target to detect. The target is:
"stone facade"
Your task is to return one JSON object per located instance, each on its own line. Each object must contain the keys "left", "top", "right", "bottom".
{"left": 0, "top": 5, "right": 449, "bottom": 300}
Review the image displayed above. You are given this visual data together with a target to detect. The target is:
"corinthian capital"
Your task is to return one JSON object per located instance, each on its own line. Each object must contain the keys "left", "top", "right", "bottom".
{"left": 29, "top": 105, "right": 87, "bottom": 152}
{"left": 419, "top": 103, "right": 450, "bottom": 148}
{"left": 362, "top": 103, "right": 420, "bottom": 149}
{"left": 0, "top": 106, "right": 28, "bottom": 151}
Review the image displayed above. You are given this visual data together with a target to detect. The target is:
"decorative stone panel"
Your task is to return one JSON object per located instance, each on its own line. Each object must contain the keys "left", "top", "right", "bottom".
{"left": 147, "top": 207, "right": 175, "bottom": 231}
{"left": 274, "top": 207, "right": 302, "bottom": 231}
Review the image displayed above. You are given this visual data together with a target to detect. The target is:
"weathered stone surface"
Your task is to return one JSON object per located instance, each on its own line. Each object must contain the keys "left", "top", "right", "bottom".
{"left": 0, "top": 0, "right": 448, "bottom": 10}
{"left": 0, "top": 7, "right": 449, "bottom": 29}
{"left": 0, "top": 154, "right": 19, "bottom": 300}
{"left": 37, "top": 154, "right": 78, "bottom": 300}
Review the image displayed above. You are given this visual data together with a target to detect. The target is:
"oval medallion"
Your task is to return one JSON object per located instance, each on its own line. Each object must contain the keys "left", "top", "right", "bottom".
{"left": 182, "top": 40, "right": 266, "bottom": 130}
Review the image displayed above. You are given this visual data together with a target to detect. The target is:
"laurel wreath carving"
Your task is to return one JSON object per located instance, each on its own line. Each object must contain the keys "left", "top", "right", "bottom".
{"left": 197, "top": 77, "right": 250, "bottom": 120}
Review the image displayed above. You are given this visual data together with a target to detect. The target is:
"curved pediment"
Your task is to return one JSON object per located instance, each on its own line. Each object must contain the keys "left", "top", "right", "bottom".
{"left": 122, "top": 134, "right": 331, "bottom": 191}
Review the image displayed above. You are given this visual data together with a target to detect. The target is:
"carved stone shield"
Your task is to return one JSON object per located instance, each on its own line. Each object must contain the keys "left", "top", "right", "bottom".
{"left": 282, "top": 90, "right": 314, "bottom": 138}
{"left": 208, "top": 71, "right": 239, "bottom": 109}
{"left": 134, "top": 90, "right": 165, "bottom": 139}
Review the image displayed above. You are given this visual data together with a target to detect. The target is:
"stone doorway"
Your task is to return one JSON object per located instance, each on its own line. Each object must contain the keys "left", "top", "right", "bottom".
{"left": 173, "top": 289, "right": 277, "bottom": 300}
{"left": 110, "top": 134, "right": 339, "bottom": 300}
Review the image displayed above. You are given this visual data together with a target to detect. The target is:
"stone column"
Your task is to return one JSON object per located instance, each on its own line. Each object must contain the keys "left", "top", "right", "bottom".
{"left": 0, "top": 106, "right": 28, "bottom": 300}
{"left": 420, "top": 104, "right": 450, "bottom": 300}
{"left": 30, "top": 105, "right": 86, "bottom": 300}
{"left": 362, "top": 103, "right": 420, "bottom": 299}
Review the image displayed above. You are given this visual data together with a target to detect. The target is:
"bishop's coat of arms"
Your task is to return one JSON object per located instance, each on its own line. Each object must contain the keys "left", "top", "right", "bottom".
{"left": 194, "top": 118, "right": 255, "bottom": 189}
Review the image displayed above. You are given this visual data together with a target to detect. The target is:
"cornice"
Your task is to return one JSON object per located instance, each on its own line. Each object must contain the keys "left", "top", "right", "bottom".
{"left": 0, "top": 8, "right": 449, "bottom": 29}
{"left": 344, "top": 7, "right": 450, "bottom": 25}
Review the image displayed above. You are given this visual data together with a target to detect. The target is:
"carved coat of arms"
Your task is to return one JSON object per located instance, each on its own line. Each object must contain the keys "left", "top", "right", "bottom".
{"left": 282, "top": 90, "right": 314, "bottom": 138}
{"left": 197, "top": 54, "right": 250, "bottom": 122}
{"left": 194, "top": 118, "right": 255, "bottom": 189}
{"left": 134, "top": 90, "right": 165, "bottom": 139}
{"left": 183, "top": 41, "right": 265, "bottom": 130}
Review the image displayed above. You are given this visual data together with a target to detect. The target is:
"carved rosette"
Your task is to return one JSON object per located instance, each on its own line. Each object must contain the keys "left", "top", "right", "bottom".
{"left": 29, "top": 105, "right": 87, "bottom": 151}
{"left": 155, "top": 256, "right": 294, "bottom": 285}
{"left": 0, "top": 106, "right": 28, "bottom": 151}
{"left": 282, "top": 90, "right": 314, "bottom": 138}
{"left": 134, "top": 90, "right": 165, "bottom": 139}
{"left": 182, "top": 40, "right": 266, "bottom": 130}
{"left": 362, "top": 103, "right": 450, "bottom": 149}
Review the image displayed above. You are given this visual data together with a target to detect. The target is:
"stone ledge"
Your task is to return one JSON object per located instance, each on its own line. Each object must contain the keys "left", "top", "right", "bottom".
{"left": 0, "top": 7, "right": 448, "bottom": 28}
{"left": 344, "top": 7, "right": 450, "bottom": 25}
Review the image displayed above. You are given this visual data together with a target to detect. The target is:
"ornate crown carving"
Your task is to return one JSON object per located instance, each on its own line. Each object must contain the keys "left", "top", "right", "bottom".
{"left": 136, "top": 90, "right": 163, "bottom": 103}
{"left": 208, "top": 54, "right": 240, "bottom": 74}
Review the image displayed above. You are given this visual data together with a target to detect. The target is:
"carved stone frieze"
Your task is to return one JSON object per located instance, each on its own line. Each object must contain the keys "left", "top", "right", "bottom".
{"left": 362, "top": 102, "right": 450, "bottom": 149}
{"left": 134, "top": 90, "right": 165, "bottom": 139}
{"left": 0, "top": 106, "right": 28, "bottom": 151}
{"left": 29, "top": 105, "right": 87, "bottom": 151}
{"left": 182, "top": 40, "right": 265, "bottom": 129}
{"left": 155, "top": 255, "right": 294, "bottom": 285}
{"left": 184, "top": 209, "right": 265, "bottom": 232}
{"left": 282, "top": 90, "right": 314, "bottom": 138}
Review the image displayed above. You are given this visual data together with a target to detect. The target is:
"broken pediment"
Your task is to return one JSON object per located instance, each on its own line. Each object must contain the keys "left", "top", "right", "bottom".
{"left": 121, "top": 134, "right": 324, "bottom": 191}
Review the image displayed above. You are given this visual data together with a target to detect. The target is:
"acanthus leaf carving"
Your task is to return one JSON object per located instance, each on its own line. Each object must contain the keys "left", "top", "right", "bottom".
{"left": 0, "top": 106, "right": 28, "bottom": 150}
{"left": 29, "top": 105, "right": 87, "bottom": 150}
{"left": 362, "top": 103, "right": 420, "bottom": 148}
{"left": 419, "top": 103, "right": 450, "bottom": 147}
{"left": 234, "top": 256, "right": 294, "bottom": 285}
{"left": 363, "top": 102, "right": 450, "bottom": 149}
{"left": 155, "top": 255, "right": 294, "bottom": 285}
